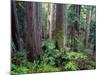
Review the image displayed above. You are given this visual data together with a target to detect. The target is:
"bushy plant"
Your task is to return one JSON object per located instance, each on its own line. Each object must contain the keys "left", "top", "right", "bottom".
{"left": 41, "top": 40, "right": 68, "bottom": 67}
{"left": 42, "top": 40, "right": 57, "bottom": 65}
{"left": 11, "top": 64, "right": 29, "bottom": 74}
{"left": 66, "top": 51, "right": 96, "bottom": 70}
{"left": 38, "top": 63, "right": 61, "bottom": 72}
{"left": 66, "top": 51, "right": 88, "bottom": 61}
{"left": 26, "top": 61, "right": 40, "bottom": 73}
{"left": 14, "top": 66, "right": 29, "bottom": 74}
{"left": 46, "top": 40, "right": 55, "bottom": 50}
{"left": 64, "top": 61, "right": 78, "bottom": 71}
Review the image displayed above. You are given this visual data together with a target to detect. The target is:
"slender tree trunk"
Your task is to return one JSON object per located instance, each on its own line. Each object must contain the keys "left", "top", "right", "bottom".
{"left": 47, "top": 3, "right": 53, "bottom": 39}
{"left": 62, "top": 4, "right": 68, "bottom": 49}
{"left": 71, "top": 5, "right": 80, "bottom": 51}
{"left": 11, "top": 0, "right": 21, "bottom": 51}
{"left": 92, "top": 7, "right": 96, "bottom": 56}
{"left": 52, "top": 4, "right": 56, "bottom": 31}
{"left": 85, "top": 6, "right": 92, "bottom": 48}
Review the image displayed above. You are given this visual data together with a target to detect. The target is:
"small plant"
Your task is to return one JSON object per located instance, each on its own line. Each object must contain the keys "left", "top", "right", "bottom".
{"left": 66, "top": 51, "right": 88, "bottom": 61}
{"left": 11, "top": 64, "right": 29, "bottom": 74}
{"left": 46, "top": 40, "right": 55, "bottom": 50}
{"left": 38, "top": 63, "right": 61, "bottom": 72}
{"left": 41, "top": 40, "right": 68, "bottom": 67}
{"left": 27, "top": 61, "right": 39, "bottom": 73}
{"left": 64, "top": 61, "right": 78, "bottom": 71}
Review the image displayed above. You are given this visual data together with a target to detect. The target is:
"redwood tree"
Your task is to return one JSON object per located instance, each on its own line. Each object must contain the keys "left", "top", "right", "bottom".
{"left": 25, "top": 2, "right": 42, "bottom": 61}
{"left": 53, "top": 4, "right": 68, "bottom": 50}
{"left": 53, "top": 4, "right": 64, "bottom": 49}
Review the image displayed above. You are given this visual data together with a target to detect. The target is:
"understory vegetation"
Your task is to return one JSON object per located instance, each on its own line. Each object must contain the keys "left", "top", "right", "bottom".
{"left": 11, "top": 40, "right": 96, "bottom": 74}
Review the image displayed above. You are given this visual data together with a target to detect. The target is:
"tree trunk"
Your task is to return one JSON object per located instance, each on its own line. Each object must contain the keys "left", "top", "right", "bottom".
{"left": 71, "top": 5, "right": 80, "bottom": 51}
{"left": 11, "top": 0, "right": 21, "bottom": 51}
{"left": 62, "top": 4, "right": 68, "bottom": 49}
{"left": 53, "top": 4, "right": 64, "bottom": 49}
{"left": 52, "top": 4, "right": 56, "bottom": 31}
{"left": 25, "top": 2, "right": 42, "bottom": 61}
{"left": 47, "top": 3, "right": 53, "bottom": 39}
{"left": 85, "top": 6, "right": 92, "bottom": 49}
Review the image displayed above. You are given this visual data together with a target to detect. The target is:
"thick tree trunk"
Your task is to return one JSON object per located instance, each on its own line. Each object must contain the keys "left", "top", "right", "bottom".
{"left": 33, "top": 2, "right": 42, "bottom": 58}
{"left": 25, "top": 2, "right": 33, "bottom": 61}
{"left": 11, "top": 0, "right": 20, "bottom": 51}
{"left": 25, "top": 2, "right": 42, "bottom": 61}
{"left": 53, "top": 4, "right": 64, "bottom": 49}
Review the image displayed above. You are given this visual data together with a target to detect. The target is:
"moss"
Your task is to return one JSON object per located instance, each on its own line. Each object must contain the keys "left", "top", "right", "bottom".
{"left": 53, "top": 25, "right": 64, "bottom": 49}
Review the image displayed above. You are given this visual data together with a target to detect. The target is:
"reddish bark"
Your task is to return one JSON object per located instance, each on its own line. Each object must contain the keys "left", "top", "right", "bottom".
{"left": 25, "top": 2, "right": 42, "bottom": 61}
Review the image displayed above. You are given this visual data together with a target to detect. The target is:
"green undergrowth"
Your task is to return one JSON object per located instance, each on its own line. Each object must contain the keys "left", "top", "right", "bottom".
{"left": 11, "top": 40, "right": 96, "bottom": 74}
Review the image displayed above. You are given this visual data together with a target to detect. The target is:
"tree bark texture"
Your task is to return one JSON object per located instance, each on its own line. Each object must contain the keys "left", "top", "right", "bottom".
{"left": 53, "top": 4, "right": 64, "bottom": 49}
{"left": 25, "top": 2, "right": 42, "bottom": 61}
{"left": 85, "top": 6, "right": 92, "bottom": 48}
{"left": 62, "top": 4, "right": 68, "bottom": 49}
{"left": 11, "top": 0, "right": 21, "bottom": 51}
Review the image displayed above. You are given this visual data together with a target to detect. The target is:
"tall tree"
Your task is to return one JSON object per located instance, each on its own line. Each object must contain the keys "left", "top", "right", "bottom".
{"left": 25, "top": 2, "right": 42, "bottom": 61}
{"left": 71, "top": 5, "right": 80, "bottom": 51}
{"left": 47, "top": 3, "right": 53, "bottom": 39}
{"left": 52, "top": 4, "right": 56, "bottom": 31}
{"left": 62, "top": 4, "right": 68, "bottom": 49}
{"left": 11, "top": 0, "right": 21, "bottom": 51}
{"left": 53, "top": 4, "right": 64, "bottom": 49}
{"left": 53, "top": 4, "right": 68, "bottom": 50}
{"left": 89, "top": 6, "right": 96, "bottom": 56}
{"left": 84, "top": 6, "right": 92, "bottom": 48}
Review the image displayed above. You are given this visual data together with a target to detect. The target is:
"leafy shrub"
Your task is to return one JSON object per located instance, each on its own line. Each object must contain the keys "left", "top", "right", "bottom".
{"left": 27, "top": 61, "right": 39, "bottom": 73}
{"left": 38, "top": 63, "right": 61, "bottom": 72}
{"left": 11, "top": 64, "right": 29, "bottom": 74}
{"left": 14, "top": 66, "right": 29, "bottom": 74}
{"left": 64, "top": 61, "right": 78, "bottom": 71}
{"left": 41, "top": 40, "right": 68, "bottom": 67}
{"left": 41, "top": 40, "right": 58, "bottom": 65}
{"left": 66, "top": 51, "right": 88, "bottom": 61}
{"left": 45, "top": 40, "right": 55, "bottom": 50}
{"left": 48, "top": 56, "right": 56, "bottom": 65}
{"left": 66, "top": 51, "right": 96, "bottom": 70}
